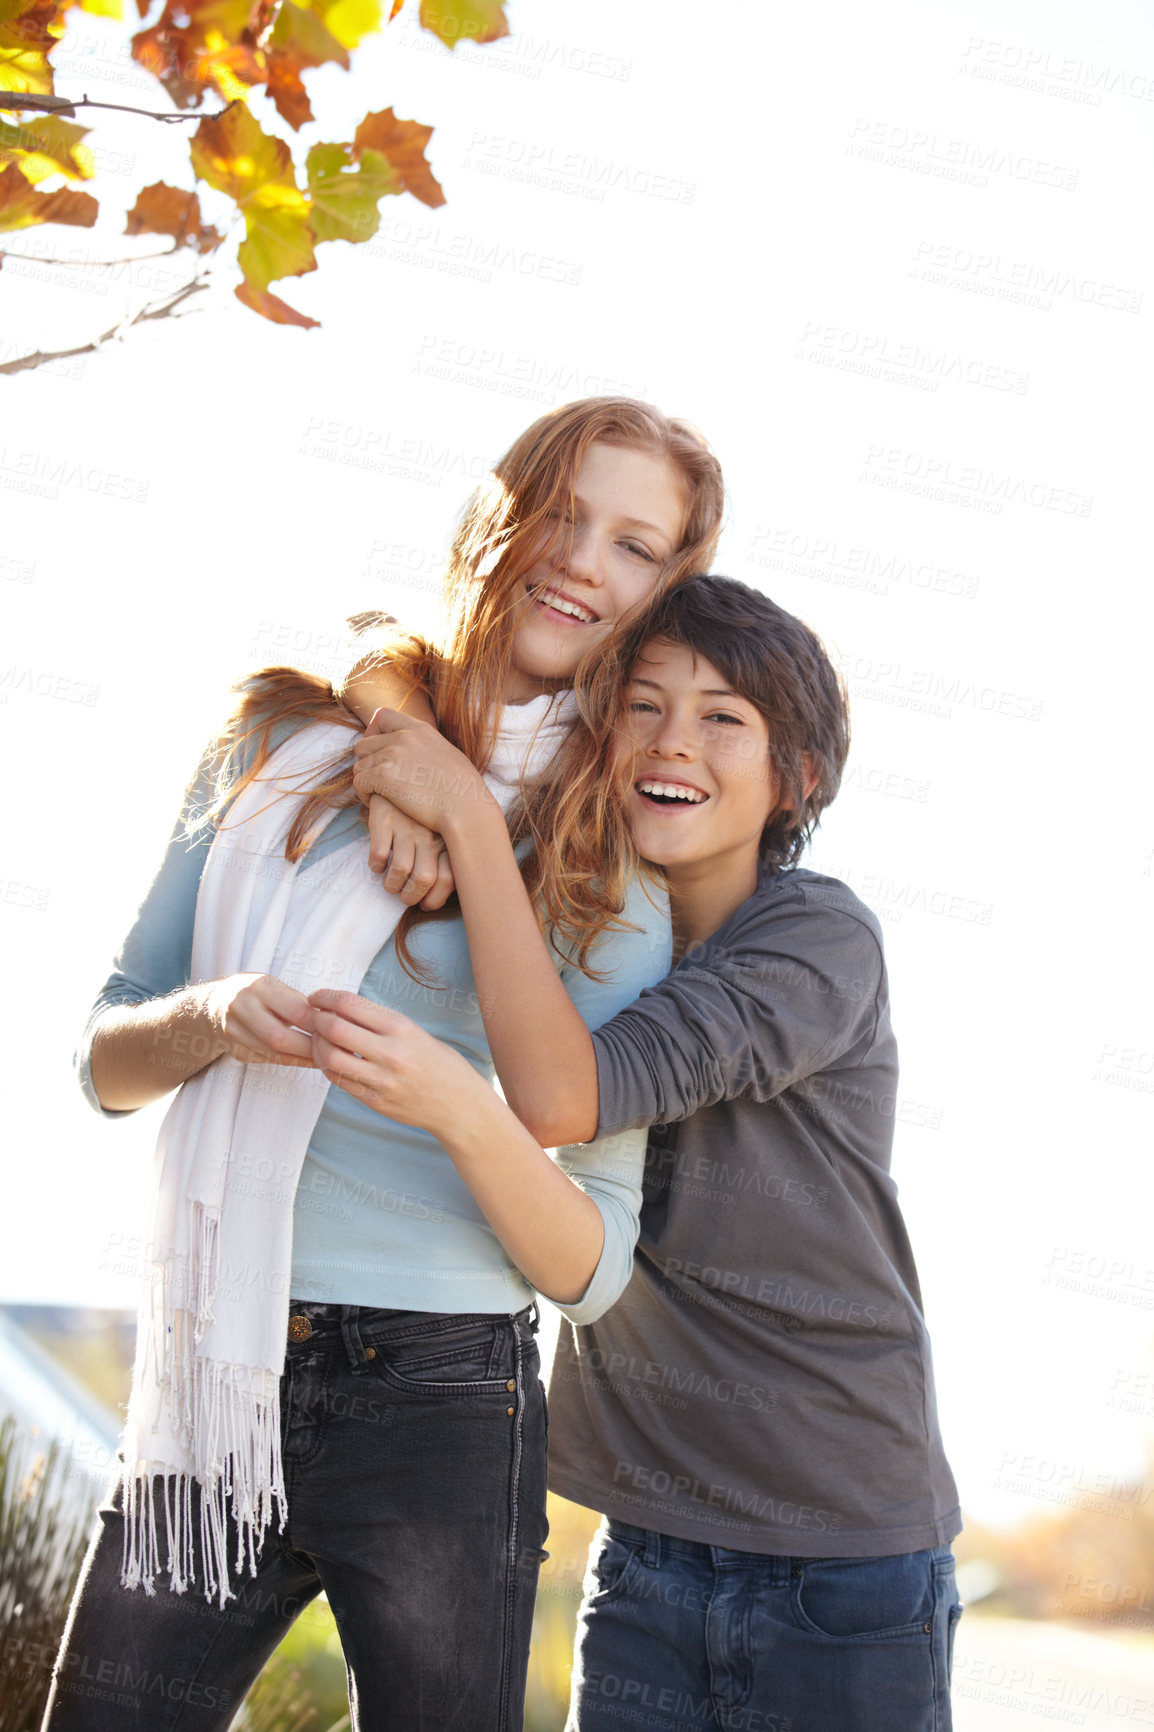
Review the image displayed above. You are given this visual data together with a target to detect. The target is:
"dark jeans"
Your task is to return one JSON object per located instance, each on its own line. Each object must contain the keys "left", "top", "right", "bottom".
{"left": 42, "top": 1304, "right": 548, "bottom": 1732}
{"left": 567, "top": 1521, "right": 961, "bottom": 1732}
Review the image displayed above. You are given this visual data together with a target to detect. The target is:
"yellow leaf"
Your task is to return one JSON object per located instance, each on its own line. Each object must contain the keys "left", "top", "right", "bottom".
{"left": 0, "top": 113, "right": 93, "bottom": 182}
{"left": 238, "top": 179, "right": 315, "bottom": 293}
{"left": 314, "top": 0, "right": 380, "bottom": 52}
{"left": 192, "top": 102, "right": 315, "bottom": 293}
{"left": 418, "top": 0, "right": 506, "bottom": 49}
{"left": 190, "top": 100, "right": 296, "bottom": 203}
{"left": 0, "top": 0, "right": 59, "bottom": 96}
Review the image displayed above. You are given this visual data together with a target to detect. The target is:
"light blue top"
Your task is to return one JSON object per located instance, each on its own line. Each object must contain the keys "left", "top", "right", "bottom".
{"left": 78, "top": 739, "right": 671, "bottom": 1324}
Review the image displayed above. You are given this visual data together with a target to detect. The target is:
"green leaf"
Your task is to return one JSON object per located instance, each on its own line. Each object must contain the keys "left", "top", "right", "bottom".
{"left": 306, "top": 141, "right": 399, "bottom": 244}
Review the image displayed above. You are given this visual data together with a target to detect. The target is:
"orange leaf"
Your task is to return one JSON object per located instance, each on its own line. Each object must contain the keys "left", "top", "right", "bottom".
{"left": 352, "top": 107, "right": 444, "bottom": 209}
{"left": 235, "top": 279, "right": 318, "bottom": 327}
{"left": 264, "top": 0, "right": 348, "bottom": 131}
{"left": 418, "top": 0, "right": 506, "bottom": 49}
{"left": 0, "top": 159, "right": 96, "bottom": 229}
{"left": 265, "top": 58, "right": 311, "bottom": 128}
{"left": 131, "top": 0, "right": 264, "bottom": 108}
{"left": 125, "top": 180, "right": 220, "bottom": 252}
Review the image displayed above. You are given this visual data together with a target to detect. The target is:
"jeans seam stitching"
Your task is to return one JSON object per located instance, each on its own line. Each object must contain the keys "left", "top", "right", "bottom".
{"left": 497, "top": 1323, "right": 525, "bottom": 1731}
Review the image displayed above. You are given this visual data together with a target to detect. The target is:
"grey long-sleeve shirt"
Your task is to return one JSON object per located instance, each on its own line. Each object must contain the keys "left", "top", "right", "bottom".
{"left": 547, "top": 865, "right": 961, "bottom": 1558}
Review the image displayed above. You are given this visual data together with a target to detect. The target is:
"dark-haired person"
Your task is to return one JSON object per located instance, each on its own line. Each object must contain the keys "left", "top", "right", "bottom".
{"left": 335, "top": 574, "right": 962, "bottom": 1731}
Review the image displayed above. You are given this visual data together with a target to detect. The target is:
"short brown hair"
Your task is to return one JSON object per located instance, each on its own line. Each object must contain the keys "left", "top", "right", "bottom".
{"left": 600, "top": 575, "right": 850, "bottom": 871}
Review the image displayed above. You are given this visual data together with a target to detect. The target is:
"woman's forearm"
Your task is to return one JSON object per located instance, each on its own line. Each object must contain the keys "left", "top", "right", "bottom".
{"left": 442, "top": 800, "right": 601, "bottom": 1146}
{"left": 340, "top": 659, "right": 436, "bottom": 728}
{"left": 90, "top": 973, "right": 316, "bottom": 1111}
{"left": 348, "top": 715, "right": 602, "bottom": 1143}
{"left": 427, "top": 1067, "right": 605, "bottom": 1305}
{"left": 89, "top": 989, "right": 224, "bottom": 1111}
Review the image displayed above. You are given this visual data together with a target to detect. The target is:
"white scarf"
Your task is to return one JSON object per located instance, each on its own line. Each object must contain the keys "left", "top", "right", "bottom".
{"left": 119, "top": 693, "right": 575, "bottom": 1603}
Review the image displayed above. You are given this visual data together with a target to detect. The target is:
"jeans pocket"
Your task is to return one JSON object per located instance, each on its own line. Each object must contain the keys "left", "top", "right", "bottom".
{"left": 790, "top": 1550, "right": 936, "bottom": 1642}
{"left": 369, "top": 1317, "right": 510, "bottom": 1392}
{"left": 583, "top": 1523, "right": 644, "bottom": 1607}
{"left": 947, "top": 1602, "right": 962, "bottom": 1678}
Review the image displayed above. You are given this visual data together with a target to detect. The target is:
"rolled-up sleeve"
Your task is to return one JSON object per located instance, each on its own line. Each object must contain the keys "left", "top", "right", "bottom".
{"left": 75, "top": 765, "right": 215, "bottom": 1116}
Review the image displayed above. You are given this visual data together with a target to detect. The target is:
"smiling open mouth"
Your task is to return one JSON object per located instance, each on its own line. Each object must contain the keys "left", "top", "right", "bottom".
{"left": 528, "top": 586, "right": 599, "bottom": 625}
{"left": 636, "top": 780, "right": 708, "bottom": 805}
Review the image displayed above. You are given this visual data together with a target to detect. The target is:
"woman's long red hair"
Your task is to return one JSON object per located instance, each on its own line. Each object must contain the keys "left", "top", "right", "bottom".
{"left": 210, "top": 398, "right": 725, "bottom": 976}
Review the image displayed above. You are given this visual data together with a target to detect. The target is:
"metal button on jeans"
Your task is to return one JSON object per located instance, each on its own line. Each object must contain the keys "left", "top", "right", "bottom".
{"left": 288, "top": 1315, "right": 313, "bottom": 1342}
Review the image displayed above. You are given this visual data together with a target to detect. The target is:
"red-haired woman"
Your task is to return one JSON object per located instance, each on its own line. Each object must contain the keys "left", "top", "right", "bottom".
{"left": 43, "top": 401, "right": 723, "bottom": 1732}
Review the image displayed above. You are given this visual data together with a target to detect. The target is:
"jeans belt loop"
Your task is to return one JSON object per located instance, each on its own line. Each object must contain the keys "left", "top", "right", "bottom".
{"left": 643, "top": 1529, "right": 663, "bottom": 1569}
{"left": 339, "top": 1305, "right": 372, "bottom": 1373}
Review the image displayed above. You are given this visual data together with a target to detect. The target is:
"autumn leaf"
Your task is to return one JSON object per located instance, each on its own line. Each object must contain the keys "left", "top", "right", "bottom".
{"left": 62, "top": 0, "right": 122, "bottom": 18}
{"left": 418, "top": 0, "right": 507, "bottom": 49}
{"left": 0, "top": 158, "right": 96, "bottom": 229}
{"left": 311, "top": 0, "right": 381, "bottom": 53}
{"left": 265, "top": 0, "right": 349, "bottom": 130}
{"left": 352, "top": 107, "right": 444, "bottom": 208}
{"left": 0, "top": 0, "right": 60, "bottom": 96}
{"left": 306, "top": 141, "right": 398, "bottom": 243}
{"left": 235, "top": 279, "right": 318, "bottom": 326}
{"left": 132, "top": 0, "right": 262, "bottom": 108}
{"left": 125, "top": 180, "right": 221, "bottom": 251}
{"left": 191, "top": 101, "right": 315, "bottom": 296}
{"left": 0, "top": 112, "right": 93, "bottom": 183}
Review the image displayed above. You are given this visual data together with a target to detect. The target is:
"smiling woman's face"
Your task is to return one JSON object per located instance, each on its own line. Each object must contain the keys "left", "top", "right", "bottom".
{"left": 615, "top": 639, "right": 777, "bottom": 892}
{"left": 502, "top": 442, "right": 687, "bottom": 703}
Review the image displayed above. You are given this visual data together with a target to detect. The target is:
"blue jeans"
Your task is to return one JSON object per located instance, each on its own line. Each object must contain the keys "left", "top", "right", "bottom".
{"left": 567, "top": 1521, "right": 961, "bottom": 1732}
{"left": 42, "top": 1304, "right": 548, "bottom": 1732}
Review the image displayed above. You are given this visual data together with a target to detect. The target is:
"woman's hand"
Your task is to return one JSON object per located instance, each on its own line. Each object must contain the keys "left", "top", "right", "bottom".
{"left": 90, "top": 973, "right": 317, "bottom": 1110}
{"left": 201, "top": 973, "right": 317, "bottom": 1068}
{"left": 363, "top": 795, "right": 456, "bottom": 909}
{"left": 353, "top": 709, "right": 497, "bottom": 840}
{"left": 308, "top": 988, "right": 606, "bottom": 1308}
{"left": 307, "top": 989, "right": 479, "bottom": 1130}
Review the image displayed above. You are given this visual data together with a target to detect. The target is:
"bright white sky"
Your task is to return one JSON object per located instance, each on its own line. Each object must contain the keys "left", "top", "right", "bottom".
{"left": 1, "top": 0, "right": 1151, "bottom": 1536}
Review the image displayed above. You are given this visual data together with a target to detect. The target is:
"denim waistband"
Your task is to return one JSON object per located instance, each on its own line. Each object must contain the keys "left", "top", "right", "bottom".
{"left": 607, "top": 1519, "right": 793, "bottom": 1573}
{"left": 284, "top": 1302, "right": 538, "bottom": 1370}
{"left": 607, "top": 1519, "right": 952, "bottom": 1574}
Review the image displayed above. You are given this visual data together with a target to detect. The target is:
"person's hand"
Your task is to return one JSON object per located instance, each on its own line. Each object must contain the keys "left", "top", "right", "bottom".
{"left": 200, "top": 974, "right": 317, "bottom": 1068}
{"left": 363, "top": 795, "right": 456, "bottom": 909}
{"left": 307, "top": 989, "right": 479, "bottom": 1130}
{"left": 353, "top": 709, "right": 495, "bottom": 838}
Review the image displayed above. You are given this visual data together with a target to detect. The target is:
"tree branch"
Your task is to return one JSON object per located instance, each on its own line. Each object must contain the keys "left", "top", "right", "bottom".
{"left": 0, "top": 274, "right": 209, "bottom": 376}
{"left": 0, "top": 245, "right": 181, "bottom": 267}
{"left": 0, "top": 93, "right": 236, "bottom": 123}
